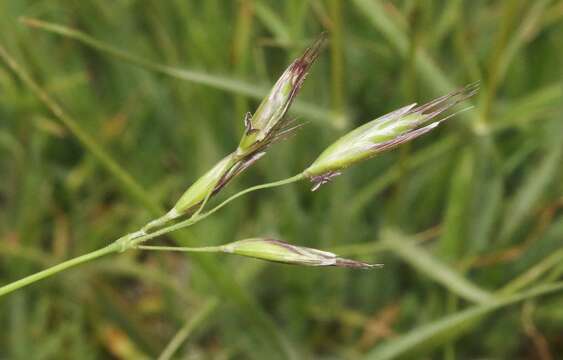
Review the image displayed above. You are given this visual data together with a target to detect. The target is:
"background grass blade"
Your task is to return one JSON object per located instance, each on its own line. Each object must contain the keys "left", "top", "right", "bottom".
{"left": 366, "top": 282, "right": 563, "bottom": 360}
{"left": 499, "top": 142, "right": 563, "bottom": 243}
{"left": 158, "top": 299, "right": 219, "bottom": 360}
{"left": 20, "top": 17, "right": 340, "bottom": 128}
{"left": 382, "top": 230, "right": 493, "bottom": 304}
{"left": 0, "top": 44, "right": 159, "bottom": 213}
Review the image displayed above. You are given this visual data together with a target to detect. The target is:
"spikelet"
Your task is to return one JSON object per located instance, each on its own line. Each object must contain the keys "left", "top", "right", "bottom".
{"left": 237, "top": 34, "right": 326, "bottom": 156}
{"left": 304, "top": 83, "right": 479, "bottom": 190}
{"left": 168, "top": 36, "right": 326, "bottom": 217}
{"left": 222, "top": 238, "right": 381, "bottom": 269}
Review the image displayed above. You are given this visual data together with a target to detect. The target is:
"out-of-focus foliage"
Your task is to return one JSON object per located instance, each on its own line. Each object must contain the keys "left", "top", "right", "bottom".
{"left": 1, "top": 1, "right": 562, "bottom": 358}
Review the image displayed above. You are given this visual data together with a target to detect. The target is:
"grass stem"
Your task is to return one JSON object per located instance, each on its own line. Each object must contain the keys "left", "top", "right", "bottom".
{"left": 0, "top": 174, "right": 306, "bottom": 298}
{"left": 0, "top": 243, "right": 120, "bottom": 297}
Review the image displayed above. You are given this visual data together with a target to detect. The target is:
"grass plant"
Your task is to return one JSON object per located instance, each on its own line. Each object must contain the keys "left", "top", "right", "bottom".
{"left": 1, "top": 1, "right": 562, "bottom": 358}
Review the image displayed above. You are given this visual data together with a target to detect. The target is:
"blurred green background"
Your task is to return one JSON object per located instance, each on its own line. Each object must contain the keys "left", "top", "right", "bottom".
{"left": 1, "top": 1, "right": 562, "bottom": 359}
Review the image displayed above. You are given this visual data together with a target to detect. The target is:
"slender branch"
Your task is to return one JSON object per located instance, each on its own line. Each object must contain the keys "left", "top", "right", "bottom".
{"left": 137, "top": 245, "right": 225, "bottom": 253}
{"left": 189, "top": 173, "right": 306, "bottom": 224}
{"left": 128, "top": 173, "right": 306, "bottom": 248}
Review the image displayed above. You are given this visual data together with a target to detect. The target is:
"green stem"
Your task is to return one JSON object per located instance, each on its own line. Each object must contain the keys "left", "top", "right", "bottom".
{"left": 191, "top": 173, "right": 306, "bottom": 223}
{"left": 0, "top": 243, "right": 120, "bottom": 297}
{"left": 137, "top": 245, "right": 225, "bottom": 253}
{"left": 128, "top": 173, "right": 306, "bottom": 248}
{"left": 0, "top": 173, "right": 306, "bottom": 298}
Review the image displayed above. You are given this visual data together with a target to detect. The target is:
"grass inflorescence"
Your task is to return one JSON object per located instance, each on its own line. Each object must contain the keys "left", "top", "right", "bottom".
{"left": 1, "top": 1, "right": 562, "bottom": 359}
